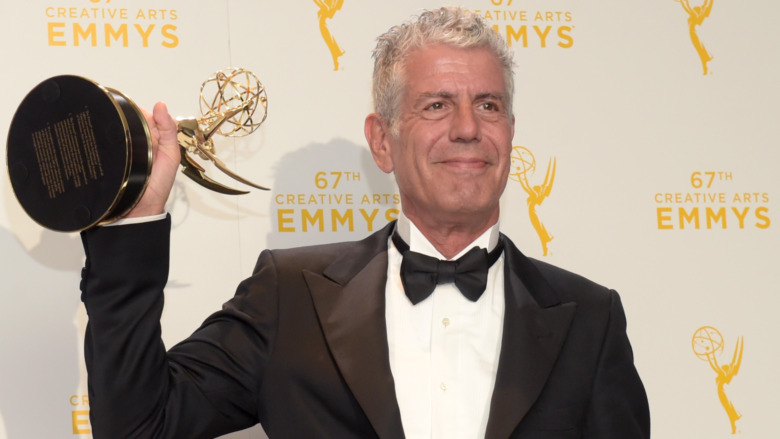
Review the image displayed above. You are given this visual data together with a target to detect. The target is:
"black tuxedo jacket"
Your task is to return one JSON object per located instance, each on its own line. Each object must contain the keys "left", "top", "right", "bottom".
{"left": 81, "top": 217, "right": 649, "bottom": 438}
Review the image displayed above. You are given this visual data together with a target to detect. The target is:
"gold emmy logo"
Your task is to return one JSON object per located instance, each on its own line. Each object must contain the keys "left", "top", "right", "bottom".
{"left": 675, "top": 0, "right": 715, "bottom": 75}
{"left": 313, "top": 0, "right": 345, "bottom": 70}
{"left": 692, "top": 326, "right": 744, "bottom": 434}
{"left": 510, "top": 146, "right": 556, "bottom": 256}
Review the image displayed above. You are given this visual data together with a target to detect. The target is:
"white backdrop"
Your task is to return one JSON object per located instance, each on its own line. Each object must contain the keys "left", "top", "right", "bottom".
{"left": 1, "top": 1, "right": 778, "bottom": 438}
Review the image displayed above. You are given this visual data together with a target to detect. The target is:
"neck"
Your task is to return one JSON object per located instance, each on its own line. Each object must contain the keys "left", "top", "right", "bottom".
{"left": 400, "top": 210, "right": 499, "bottom": 259}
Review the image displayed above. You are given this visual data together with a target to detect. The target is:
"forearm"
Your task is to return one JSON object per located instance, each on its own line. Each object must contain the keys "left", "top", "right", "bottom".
{"left": 81, "top": 216, "right": 172, "bottom": 437}
{"left": 80, "top": 217, "right": 271, "bottom": 438}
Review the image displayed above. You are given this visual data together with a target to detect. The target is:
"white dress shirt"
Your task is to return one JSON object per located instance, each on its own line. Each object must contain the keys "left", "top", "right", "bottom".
{"left": 385, "top": 213, "right": 505, "bottom": 439}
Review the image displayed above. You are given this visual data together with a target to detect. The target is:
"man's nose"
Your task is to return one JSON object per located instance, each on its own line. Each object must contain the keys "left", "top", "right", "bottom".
{"left": 449, "top": 105, "right": 481, "bottom": 142}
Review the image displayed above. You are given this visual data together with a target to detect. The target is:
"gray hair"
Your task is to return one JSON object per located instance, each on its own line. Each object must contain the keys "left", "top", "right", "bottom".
{"left": 371, "top": 7, "right": 515, "bottom": 134}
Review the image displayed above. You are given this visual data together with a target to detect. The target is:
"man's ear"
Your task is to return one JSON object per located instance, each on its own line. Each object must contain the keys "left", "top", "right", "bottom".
{"left": 510, "top": 114, "right": 516, "bottom": 139}
{"left": 365, "top": 113, "right": 394, "bottom": 174}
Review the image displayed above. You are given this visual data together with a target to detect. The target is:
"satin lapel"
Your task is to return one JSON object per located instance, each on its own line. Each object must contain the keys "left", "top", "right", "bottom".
{"left": 485, "top": 237, "right": 576, "bottom": 439}
{"left": 304, "top": 224, "right": 405, "bottom": 439}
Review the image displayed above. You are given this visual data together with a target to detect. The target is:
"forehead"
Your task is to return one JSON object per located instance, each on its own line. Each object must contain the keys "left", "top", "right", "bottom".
{"left": 401, "top": 44, "right": 506, "bottom": 98}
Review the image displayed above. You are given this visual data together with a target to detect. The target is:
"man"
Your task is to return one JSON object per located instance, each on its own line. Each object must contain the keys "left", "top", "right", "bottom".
{"left": 80, "top": 7, "right": 650, "bottom": 438}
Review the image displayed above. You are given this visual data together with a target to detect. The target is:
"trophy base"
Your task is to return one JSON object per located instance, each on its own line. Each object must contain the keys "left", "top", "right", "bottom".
{"left": 6, "top": 75, "right": 152, "bottom": 232}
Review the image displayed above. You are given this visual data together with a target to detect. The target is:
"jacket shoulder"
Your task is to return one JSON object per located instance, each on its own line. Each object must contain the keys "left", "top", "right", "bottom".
{"left": 530, "top": 258, "right": 612, "bottom": 297}
{"left": 257, "top": 223, "right": 393, "bottom": 276}
{"left": 502, "top": 234, "right": 614, "bottom": 307}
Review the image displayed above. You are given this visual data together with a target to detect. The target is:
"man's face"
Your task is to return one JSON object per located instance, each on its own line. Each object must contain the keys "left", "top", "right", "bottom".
{"left": 369, "top": 44, "right": 514, "bottom": 228}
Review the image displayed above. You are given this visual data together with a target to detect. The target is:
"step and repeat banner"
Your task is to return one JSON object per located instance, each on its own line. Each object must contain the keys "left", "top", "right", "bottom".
{"left": 1, "top": 1, "right": 777, "bottom": 438}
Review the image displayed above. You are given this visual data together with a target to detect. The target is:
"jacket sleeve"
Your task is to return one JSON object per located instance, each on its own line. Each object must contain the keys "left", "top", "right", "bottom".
{"left": 585, "top": 290, "right": 651, "bottom": 438}
{"left": 80, "top": 216, "right": 277, "bottom": 438}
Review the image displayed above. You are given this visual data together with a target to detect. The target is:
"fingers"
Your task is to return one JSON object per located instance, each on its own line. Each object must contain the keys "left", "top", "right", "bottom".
{"left": 149, "top": 101, "right": 181, "bottom": 175}
{"left": 152, "top": 102, "right": 179, "bottom": 151}
{"left": 123, "top": 102, "right": 180, "bottom": 219}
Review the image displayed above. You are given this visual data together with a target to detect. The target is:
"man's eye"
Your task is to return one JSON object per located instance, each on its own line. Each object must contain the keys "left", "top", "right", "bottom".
{"left": 480, "top": 102, "right": 500, "bottom": 111}
{"left": 426, "top": 102, "right": 444, "bottom": 111}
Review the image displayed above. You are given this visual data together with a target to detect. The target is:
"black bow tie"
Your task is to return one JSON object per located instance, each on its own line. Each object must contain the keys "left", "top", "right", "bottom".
{"left": 392, "top": 232, "right": 504, "bottom": 305}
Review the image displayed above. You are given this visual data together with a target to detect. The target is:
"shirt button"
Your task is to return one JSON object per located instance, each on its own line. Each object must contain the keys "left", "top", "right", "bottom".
{"left": 442, "top": 317, "right": 450, "bottom": 327}
{"left": 440, "top": 382, "right": 447, "bottom": 392}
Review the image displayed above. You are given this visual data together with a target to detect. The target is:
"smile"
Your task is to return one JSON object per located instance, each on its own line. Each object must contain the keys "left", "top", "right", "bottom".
{"left": 438, "top": 158, "right": 490, "bottom": 170}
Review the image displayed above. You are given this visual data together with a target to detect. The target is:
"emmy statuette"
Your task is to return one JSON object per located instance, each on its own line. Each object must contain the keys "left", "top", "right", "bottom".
{"left": 6, "top": 68, "right": 269, "bottom": 232}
